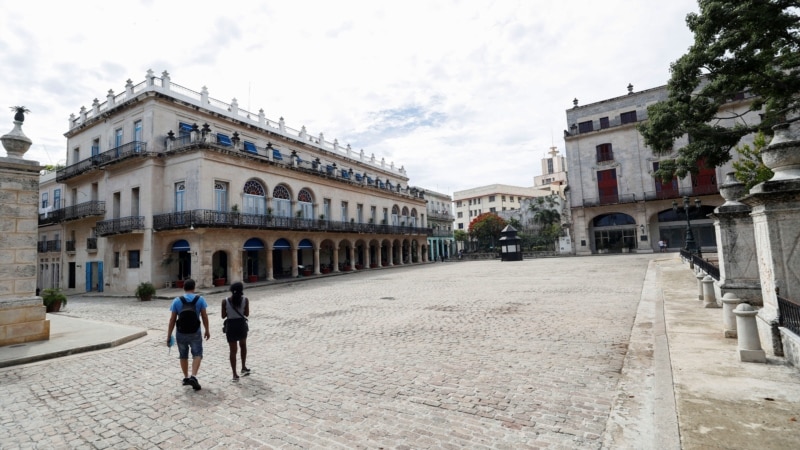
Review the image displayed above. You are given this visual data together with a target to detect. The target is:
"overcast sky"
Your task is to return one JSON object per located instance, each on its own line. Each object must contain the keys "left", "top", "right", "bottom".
{"left": 1, "top": 0, "right": 698, "bottom": 195}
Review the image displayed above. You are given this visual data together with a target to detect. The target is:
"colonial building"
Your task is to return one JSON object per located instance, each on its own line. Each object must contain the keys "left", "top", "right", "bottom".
{"left": 36, "top": 169, "right": 64, "bottom": 292}
{"left": 453, "top": 184, "right": 550, "bottom": 232}
{"left": 424, "top": 189, "right": 455, "bottom": 260}
{"left": 46, "top": 70, "right": 431, "bottom": 293}
{"left": 564, "top": 84, "right": 759, "bottom": 255}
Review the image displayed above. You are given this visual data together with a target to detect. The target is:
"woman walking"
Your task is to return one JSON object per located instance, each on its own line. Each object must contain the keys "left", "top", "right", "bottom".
{"left": 221, "top": 282, "right": 251, "bottom": 381}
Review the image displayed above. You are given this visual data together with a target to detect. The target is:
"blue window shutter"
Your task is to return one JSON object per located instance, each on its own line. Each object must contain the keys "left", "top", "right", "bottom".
{"left": 85, "top": 264, "right": 91, "bottom": 292}
{"left": 217, "top": 134, "right": 232, "bottom": 146}
{"left": 243, "top": 141, "right": 257, "bottom": 153}
{"left": 97, "top": 262, "right": 104, "bottom": 292}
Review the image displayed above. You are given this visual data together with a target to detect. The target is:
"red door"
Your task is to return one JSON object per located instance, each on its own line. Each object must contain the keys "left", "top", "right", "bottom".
{"left": 597, "top": 169, "right": 618, "bottom": 204}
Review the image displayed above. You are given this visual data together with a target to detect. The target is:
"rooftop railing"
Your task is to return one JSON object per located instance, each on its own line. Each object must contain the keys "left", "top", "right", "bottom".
{"left": 68, "top": 70, "right": 405, "bottom": 177}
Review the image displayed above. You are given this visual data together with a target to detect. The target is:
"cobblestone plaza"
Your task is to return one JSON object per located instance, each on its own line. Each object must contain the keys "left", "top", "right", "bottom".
{"left": 4, "top": 256, "right": 655, "bottom": 448}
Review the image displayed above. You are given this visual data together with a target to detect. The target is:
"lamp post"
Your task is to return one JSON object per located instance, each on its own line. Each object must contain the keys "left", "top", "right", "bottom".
{"left": 673, "top": 196, "right": 702, "bottom": 256}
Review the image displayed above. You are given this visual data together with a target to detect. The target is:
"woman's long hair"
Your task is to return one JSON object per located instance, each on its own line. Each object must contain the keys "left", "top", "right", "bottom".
{"left": 229, "top": 282, "right": 244, "bottom": 309}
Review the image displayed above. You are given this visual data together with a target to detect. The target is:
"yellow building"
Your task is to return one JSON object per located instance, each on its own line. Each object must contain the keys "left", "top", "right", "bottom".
{"left": 46, "top": 70, "right": 430, "bottom": 293}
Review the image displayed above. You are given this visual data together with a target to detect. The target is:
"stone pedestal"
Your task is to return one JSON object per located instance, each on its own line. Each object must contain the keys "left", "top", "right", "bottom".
{"left": 709, "top": 173, "right": 762, "bottom": 305}
{"left": 741, "top": 120, "right": 800, "bottom": 358}
{"left": 0, "top": 113, "right": 48, "bottom": 347}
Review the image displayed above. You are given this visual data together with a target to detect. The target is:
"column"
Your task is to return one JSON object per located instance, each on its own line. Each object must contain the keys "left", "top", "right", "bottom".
{"left": 709, "top": 172, "right": 761, "bottom": 304}
{"left": 1, "top": 109, "right": 48, "bottom": 346}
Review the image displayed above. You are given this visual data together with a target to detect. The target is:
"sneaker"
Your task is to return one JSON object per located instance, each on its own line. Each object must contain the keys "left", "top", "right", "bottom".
{"left": 232, "top": 375, "right": 240, "bottom": 382}
{"left": 189, "top": 376, "right": 202, "bottom": 391}
{"left": 241, "top": 368, "right": 251, "bottom": 377}
{"left": 182, "top": 377, "right": 191, "bottom": 386}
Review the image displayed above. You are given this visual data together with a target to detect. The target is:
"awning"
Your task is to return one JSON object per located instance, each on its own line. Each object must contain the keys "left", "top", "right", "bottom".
{"left": 179, "top": 122, "right": 193, "bottom": 132}
{"left": 298, "top": 239, "right": 313, "bottom": 249}
{"left": 217, "top": 133, "right": 233, "bottom": 146}
{"left": 172, "top": 239, "right": 190, "bottom": 251}
{"left": 273, "top": 238, "right": 290, "bottom": 250}
{"left": 243, "top": 238, "right": 265, "bottom": 250}
{"left": 243, "top": 141, "right": 257, "bottom": 153}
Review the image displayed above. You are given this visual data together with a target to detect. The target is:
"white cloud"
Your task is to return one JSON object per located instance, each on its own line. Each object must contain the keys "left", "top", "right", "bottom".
{"left": 0, "top": 0, "right": 698, "bottom": 192}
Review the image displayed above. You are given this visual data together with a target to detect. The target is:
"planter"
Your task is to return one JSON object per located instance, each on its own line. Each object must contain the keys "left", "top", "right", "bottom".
{"left": 248, "top": 275, "right": 258, "bottom": 283}
{"left": 176, "top": 280, "right": 185, "bottom": 289}
{"left": 370, "top": 264, "right": 378, "bottom": 269}
{"left": 213, "top": 278, "right": 226, "bottom": 287}
{"left": 355, "top": 264, "right": 363, "bottom": 270}
{"left": 45, "top": 300, "right": 62, "bottom": 313}
{"left": 343, "top": 266, "right": 352, "bottom": 272}
{"left": 302, "top": 269, "right": 312, "bottom": 277}
{"left": 321, "top": 268, "right": 331, "bottom": 274}
{"left": 139, "top": 295, "right": 153, "bottom": 302}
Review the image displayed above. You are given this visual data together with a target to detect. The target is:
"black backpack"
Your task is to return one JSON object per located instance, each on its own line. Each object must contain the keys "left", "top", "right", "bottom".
{"left": 176, "top": 295, "right": 201, "bottom": 333}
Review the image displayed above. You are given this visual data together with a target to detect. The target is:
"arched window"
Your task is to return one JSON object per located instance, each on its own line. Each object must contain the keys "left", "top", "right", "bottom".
{"left": 410, "top": 208, "right": 418, "bottom": 227}
{"left": 273, "top": 185, "right": 291, "bottom": 217}
{"left": 391, "top": 205, "right": 400, "bottom": 226}
{"left": 214, "top": 182, "right": 228, "bottom": 212}
{"left": 401, "top": 206, "right": 410, "bottom": 226}
{"left": 243, "top": 180, "right": 266, "bottom": 214}
{"left": 297, "top": 189, "right": 313, "bottom": 219}
{"left": 174, "top": 182, "right": 185, "bottom": 212}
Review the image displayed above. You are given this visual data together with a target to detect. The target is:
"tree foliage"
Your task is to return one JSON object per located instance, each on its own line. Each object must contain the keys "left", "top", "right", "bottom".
{"left": 468, "top": 213, "right": 507, "bottom": 249}
{"left": 527, "top": 194, "right": 561, "bottom": 227}
{"left": 732, "top": 131, "right": 774, "bottom": 190}
{"left": 638, "top": 0, "right": 800, "bottom": 181}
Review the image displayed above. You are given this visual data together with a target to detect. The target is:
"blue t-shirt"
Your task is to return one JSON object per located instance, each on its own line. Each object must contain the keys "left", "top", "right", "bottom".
{"left": 170, "top": 293, "right": 208, "bottom": 316}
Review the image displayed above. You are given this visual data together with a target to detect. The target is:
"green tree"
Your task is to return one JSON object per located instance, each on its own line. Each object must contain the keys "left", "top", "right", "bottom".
{"left": 468, "top": 213, "right": 507, "bottom": 251}
{"left": 638, "top": 0, "right": 800, "bottom": 181}
{"left": 732, "top": 131, "right": 774, "bottom": 190}
{"left": 527, "top": 195, "right": 561, "bottom": 227}
{"left": 454, "top": 229, "right": 469, "bottom": 250}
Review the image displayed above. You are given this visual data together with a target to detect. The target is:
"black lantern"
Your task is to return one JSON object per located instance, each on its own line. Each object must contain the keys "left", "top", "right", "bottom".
{"left": 673, "top": 196, "right": 702, "bottom": 256}
{"left": 499, "top": 225, "right": 523, "bottom": 261}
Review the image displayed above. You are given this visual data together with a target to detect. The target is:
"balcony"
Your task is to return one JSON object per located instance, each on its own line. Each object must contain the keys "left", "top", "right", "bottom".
{"left": 96, "top": 216, "right": 145, "bottom": 237}
{"left": 641, "top": 185, "right": 719, "bottom": 201}
{"left": 56, "top": 141, "right": 148, "bottom": 182}
{"left": 581, "top": 193, "right": 638, "bottom": 207}
{"left": 37, "top": 240, "right": 61, "bottom": 253}
{"left": 38, "top": 201, "right": 106, "bottom": 226}
{"left": 66, "top": 240, "right": 76, "bottom": 253}
{"left": 153, "top": 209, "right": 431, "bottom": 236}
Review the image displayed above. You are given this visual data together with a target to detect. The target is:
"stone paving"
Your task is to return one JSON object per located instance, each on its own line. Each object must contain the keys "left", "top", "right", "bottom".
{"left": 0, "top": 255, "right": 653, "bottom": 449}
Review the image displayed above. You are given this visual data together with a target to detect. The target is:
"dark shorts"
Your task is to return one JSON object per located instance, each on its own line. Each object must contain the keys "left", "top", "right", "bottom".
{"left": 225, "top": 318, "right": 248, "bottom": 343}
{"left": 176, "top": 330, "right": 203, "bottom": 359}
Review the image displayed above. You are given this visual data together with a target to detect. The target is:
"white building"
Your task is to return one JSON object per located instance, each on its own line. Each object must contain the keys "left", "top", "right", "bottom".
{"left": 564, "top": 83, "right": 759, "bottom": 255}
{"left": 424, "top": 189, "right": 455, "bottom": 259}
{"left": 42, "top": 70, "right": 432, "bottom": 293}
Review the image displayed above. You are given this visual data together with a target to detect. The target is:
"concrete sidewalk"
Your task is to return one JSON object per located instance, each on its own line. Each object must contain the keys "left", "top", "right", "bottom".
{"left": 0, "top": 314, "right": 147, "bottom": 368}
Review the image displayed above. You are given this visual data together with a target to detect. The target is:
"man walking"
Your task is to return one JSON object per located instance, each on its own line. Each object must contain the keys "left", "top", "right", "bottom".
{"left": 167, "top": 279, "right": 210, "bottom": 391}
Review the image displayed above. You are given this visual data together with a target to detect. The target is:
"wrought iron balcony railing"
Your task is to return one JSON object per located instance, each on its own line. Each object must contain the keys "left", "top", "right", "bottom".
{"left": 66, "top": 240, "right": 76, "bottom": 252}
{"left": 96, "top": 216, "right": 145, "bottom": 237}
{"left": 153, "top": 209, "right": 432, "bottom": 236}
{"left": 56, "top": 141, "right": 148, "bottom": 182}
{"left": 38, "top": 201, "right": 106, "bottom": 226}
{"left": 87, "top": 237, "right": 98, "bottom": 250}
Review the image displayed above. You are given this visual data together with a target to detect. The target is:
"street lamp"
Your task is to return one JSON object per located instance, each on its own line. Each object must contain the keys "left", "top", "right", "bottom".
{"left": 672, "top": 196, "right": 702, "bottom": 256}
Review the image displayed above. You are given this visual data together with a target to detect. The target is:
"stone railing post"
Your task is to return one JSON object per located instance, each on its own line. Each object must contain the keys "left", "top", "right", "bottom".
{"left": 721, "top": 293, "right": 744, "bottom": 338}
{"left": 733, "top": 303, "right": 766, "bottom": 363}
{"left": 702, "top": 275, "right": 718, "bottom": 308}
{"left": 696, "top": 270, "right": 705, "bottom": 300}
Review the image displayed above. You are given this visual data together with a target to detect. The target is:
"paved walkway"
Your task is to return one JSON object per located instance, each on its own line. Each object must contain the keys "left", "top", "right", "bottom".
{"left": 0, "top": 255, "right": 798, "bottom": 449}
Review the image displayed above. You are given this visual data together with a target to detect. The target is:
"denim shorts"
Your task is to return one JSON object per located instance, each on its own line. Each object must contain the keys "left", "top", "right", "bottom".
{"left": 176, "top": 330, "right": 203, "bottom": 359}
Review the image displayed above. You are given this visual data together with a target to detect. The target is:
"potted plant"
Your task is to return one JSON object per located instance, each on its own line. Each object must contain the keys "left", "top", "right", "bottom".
{"left": 213, "top": 267, "right": 226, "bottom": 287}
{"left": 42, "top": 288, "right": 67, "bottom": 312}
{"left": 135, "top": 282, "right": 157, "bottom": 301}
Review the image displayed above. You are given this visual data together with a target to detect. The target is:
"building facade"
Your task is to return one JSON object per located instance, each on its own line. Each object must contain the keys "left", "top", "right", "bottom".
{"left": 424, "top": 189, "right": 455, "bottom": 260}
{"left": 533, "top": 146, "right": 568, "bottom": 194}
{"left": 564, "top": 84, "right": 759, "bottom": 255}
{"left": 45, "top": 70, "right": 432, "bottom": 293}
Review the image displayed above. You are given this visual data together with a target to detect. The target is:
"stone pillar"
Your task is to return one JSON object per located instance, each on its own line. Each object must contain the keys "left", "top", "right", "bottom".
{"left": 0, "top": 108, "right": 48, "bottom": 346}
{"left": 696, "top": 271, "right": 705, "bottom": 301}
{"left": 741, "top": 120, "right": 800, "bottom": 357}
{"left": 708, "top": 173, "right": 762, "bottom": 304}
